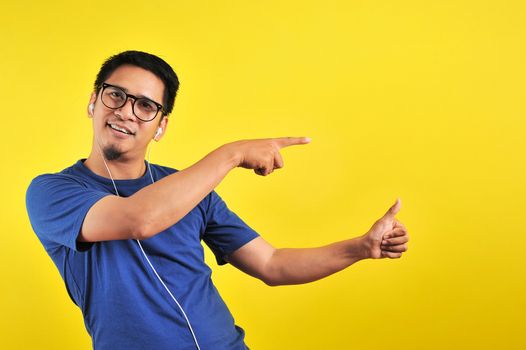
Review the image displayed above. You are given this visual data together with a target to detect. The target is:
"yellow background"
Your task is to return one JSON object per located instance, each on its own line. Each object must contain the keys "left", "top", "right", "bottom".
{"left": 1, "top": 1, "right": 525, "bottom": 349}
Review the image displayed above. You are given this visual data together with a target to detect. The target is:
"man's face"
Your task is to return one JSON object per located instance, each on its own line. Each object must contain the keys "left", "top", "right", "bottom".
{"left": 89, "top": 64, "right": 167, "bottom": 161}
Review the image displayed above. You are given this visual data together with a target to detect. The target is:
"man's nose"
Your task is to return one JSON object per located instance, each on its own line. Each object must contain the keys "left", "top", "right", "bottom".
{"left": 117, "top": 97, "right": 138, "bottom": 121}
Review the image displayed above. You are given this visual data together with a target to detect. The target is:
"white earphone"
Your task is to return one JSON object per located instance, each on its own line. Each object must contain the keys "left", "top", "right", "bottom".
{"left": 89, "top": 103, "right": 95, "bottom": 115}
{"left": 154, "top": 127, "right": 163, "bottom": 139}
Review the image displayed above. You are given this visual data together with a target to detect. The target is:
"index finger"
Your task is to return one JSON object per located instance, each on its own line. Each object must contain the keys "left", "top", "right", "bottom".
{"left": 393, "top": 219, "right": 406, "bottom": 230}
{"left": 274, "top": 137, "right": 311, "bottom": 149}
{"left": 384, "top": 227, "right": 408, "bottom": 239}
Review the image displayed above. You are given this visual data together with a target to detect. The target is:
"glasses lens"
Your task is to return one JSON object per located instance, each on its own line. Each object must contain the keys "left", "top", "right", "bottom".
{"left": 102, "top": 86, "right": 127, "bottom": 108}
{"left": 134, "top": 98, "right": 158, "bottom": 121}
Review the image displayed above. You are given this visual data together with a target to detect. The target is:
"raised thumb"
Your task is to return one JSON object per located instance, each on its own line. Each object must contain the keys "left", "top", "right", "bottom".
{"left": 383, "top": 198, "right": 401, "bottom": 219}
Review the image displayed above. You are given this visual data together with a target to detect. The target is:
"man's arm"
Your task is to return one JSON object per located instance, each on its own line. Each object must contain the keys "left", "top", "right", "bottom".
{"left": 80, "top": 137, "right": 310, "bottom": 242}
{"left": 226, "top": 199, "right": 410, "bottom": 286}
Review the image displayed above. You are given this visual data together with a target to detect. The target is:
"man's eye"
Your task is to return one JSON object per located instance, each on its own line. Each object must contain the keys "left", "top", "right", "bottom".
{"left": 140, "top": 101, "right": 155, "bottom": 111}
{"left": 111, "top": 92, "right": 125, "bottom": 100}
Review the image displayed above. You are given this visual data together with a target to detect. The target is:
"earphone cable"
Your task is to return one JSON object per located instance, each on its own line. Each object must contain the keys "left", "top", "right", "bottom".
{"left": 97, "top": 142, "right": 201, "bottom": 350}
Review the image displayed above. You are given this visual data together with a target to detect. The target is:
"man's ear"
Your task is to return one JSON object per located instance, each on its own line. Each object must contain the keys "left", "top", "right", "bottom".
{"left": 87, "top": 92, "right": 97, "bottom": 117}
{"left": 154, "top": 116, "right": 169, "bottom": 142}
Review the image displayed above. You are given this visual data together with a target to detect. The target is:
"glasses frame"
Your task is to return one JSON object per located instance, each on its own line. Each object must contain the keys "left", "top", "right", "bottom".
{"left": 100, "top": 82, "right": 166, "bottom": 122}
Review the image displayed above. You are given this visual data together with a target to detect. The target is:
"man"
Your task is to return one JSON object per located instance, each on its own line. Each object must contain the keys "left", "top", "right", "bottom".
{"left": 26, "top": 50, "right": 409, "bottom": 350}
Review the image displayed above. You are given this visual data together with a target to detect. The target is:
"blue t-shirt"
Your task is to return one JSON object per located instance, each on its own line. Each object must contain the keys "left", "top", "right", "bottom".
{"left": 26, "top": 159, "right": 259, "bottom": 350}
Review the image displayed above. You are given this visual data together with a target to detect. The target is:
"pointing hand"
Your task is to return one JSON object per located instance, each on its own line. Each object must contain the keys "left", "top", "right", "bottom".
{"left": 228, "top": 137, "right": 311, "bottom": 176}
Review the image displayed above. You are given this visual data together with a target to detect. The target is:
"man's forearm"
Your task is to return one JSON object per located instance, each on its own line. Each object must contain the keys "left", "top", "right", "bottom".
{"left": 265, "top": 236, "right": 370, "bottom": 286}
{"left": 129, "top": 144, "right": 239, "bottom": 238}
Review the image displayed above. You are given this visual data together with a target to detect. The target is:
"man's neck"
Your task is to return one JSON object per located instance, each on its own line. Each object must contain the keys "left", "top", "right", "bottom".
{"left": 84, "top": 151, "right": 147, "bottom": 180}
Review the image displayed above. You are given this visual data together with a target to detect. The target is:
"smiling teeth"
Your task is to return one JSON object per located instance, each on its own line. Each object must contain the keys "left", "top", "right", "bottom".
{"left": 109, "top": 124, "right": 131, "bottom": 135}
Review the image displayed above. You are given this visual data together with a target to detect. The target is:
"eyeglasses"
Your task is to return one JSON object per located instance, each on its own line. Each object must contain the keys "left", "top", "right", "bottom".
{"left": 100, "top": 82, "right": 165, "bottom": 122}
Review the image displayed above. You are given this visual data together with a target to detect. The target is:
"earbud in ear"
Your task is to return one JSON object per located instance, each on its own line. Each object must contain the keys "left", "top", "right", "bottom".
{"left": 89, "top": 103, "right": 95, "bottom": 115}
{"left": 154, "top": 127, "right": 163, "bottom": 139}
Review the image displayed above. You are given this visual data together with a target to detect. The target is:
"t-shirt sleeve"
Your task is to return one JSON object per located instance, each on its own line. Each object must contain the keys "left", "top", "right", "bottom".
{"left": 203, "top": 191, "right": 260, "bottom": 265}
{"left": 26, "top": 174, "right": 111, "bottom": 252}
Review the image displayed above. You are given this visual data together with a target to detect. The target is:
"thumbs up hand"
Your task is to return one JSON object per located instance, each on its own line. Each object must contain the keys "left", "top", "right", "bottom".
{"left": 361, "top": 199, "right": 410, "bottom": 259}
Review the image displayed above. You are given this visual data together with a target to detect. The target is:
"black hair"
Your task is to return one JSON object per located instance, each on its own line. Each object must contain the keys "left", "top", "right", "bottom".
{"left": 93, "top": 50, "right": 179, "bottom": 116}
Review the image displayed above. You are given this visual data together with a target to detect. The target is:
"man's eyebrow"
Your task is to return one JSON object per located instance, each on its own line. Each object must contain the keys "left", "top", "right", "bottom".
{"left": 110, "top": 83, "right": 157, "bottom": 102}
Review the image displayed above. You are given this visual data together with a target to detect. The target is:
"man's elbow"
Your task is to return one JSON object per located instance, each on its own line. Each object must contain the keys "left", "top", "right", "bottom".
{"left": 132, "top": 215, "right": 159, "bottom": 240}
{"left": 131, "top": 223, "right": 149, "bottom": 240}
{"left": 260, "top": 264, "right": 284, "bottom": 287}
{"left": 263, "top": 277, "right": 282, "bottom": 287}
{"left": 129, "top": 209, "right": 157, "bottom": 240}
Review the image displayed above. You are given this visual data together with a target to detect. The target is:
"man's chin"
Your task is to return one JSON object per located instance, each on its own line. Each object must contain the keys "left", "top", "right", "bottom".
{"left": 103, "top": 145, "right": 123, "bottom": 161}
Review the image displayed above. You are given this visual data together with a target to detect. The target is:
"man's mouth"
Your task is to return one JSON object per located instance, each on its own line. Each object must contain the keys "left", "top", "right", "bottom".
{"left": 107, "top": 123, "right": 135, "bottom": 136}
